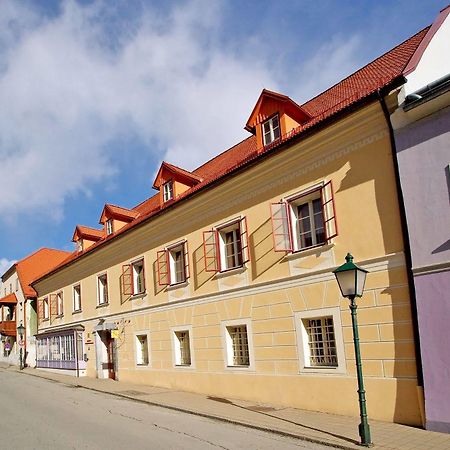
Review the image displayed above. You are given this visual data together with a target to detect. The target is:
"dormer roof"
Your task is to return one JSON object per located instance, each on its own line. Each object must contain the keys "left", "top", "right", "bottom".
{"left": 72, "top": 225, "right": 104, "bottom": 242}
{"left": 245, "top": 89, "right": 312, "bottom": 133}
{"left": 99, "top": 204, "right": 139, "bottom": 225}
{"left": 152, "top": 161, "right": 203, "bottom": 190}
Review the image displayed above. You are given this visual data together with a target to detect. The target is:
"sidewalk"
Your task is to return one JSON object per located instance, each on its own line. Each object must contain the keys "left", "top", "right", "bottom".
{"left": 2, "top": 364, "right": 450, "bottom": 450}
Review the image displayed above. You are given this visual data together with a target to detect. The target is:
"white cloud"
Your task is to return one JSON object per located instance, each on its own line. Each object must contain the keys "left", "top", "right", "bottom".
{"left": 0, "top": 0, "right": 364, "bottom": 221}
{"left": 0, "top": 258, "right": 16, "bottom": 276}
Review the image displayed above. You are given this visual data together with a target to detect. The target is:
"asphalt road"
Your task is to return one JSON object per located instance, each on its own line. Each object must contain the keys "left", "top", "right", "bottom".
{"left": 0, "top": 368, "right": 330, "bottom": 450}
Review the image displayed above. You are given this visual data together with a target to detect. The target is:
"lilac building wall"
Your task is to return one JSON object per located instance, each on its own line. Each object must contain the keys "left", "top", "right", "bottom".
{"left": 395, "top": 105, "right": 450, "bottom": 432}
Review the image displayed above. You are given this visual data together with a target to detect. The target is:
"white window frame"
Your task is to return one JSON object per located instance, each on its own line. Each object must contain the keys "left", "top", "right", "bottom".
{"left": 43, "top": 297, "right": 49, "bottom": 320}
{"left": 171, "top": 326, "right": 194, "bottom": 368}
{"left": 221, "top": 319, "right": 255, "bottom": 370}
{"left": 218, "top": 221, "right": 244, "bottom": 271}
{"left": 168, "top": 242, "right": 187, "bottom": 285}
{"left": 56, "top": 291, "right": 64, "bottom": 317}
{"left": 262, "top": 114, "right": 281, "bottom": 146}
{"left": 132, "top": 259, "right": 145, "bottom": 295}
{"left": 76, "top": 240, "right": 83, "bottom": 252}
{"left": 106, "top": 219, "right": 113, "bottom": 236}
{"left": 97, "top": 273, "right": 109, "bottom": 306}
{"left": 73, "top": 284, "right": 82, "bottom": 312}
{"left": 134, "top": 331, "right": 151, "bottom": 367}
{"left": 294, "top": 307, "right": 346, "bottom": 374}
{"left": 163, "top": 180, "right": 174, "bottom": 202}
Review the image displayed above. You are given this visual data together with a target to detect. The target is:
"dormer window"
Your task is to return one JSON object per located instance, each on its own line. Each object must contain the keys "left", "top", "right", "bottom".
{"left": 106, "top": 219, "right": 113, "bottom": 235}
{"left": 263, "top": 115, "right": 281, "bottom": 146}
{"left": 76, "top": 240, "right": 83, "bottom": 252}
{"left": 163, "top": 181, "right": 174, "bottom": 202}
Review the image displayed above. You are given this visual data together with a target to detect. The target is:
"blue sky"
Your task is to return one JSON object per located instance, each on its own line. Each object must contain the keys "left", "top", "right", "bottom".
{"left": 0, "top": 0, "right": 447, "bottom": 272}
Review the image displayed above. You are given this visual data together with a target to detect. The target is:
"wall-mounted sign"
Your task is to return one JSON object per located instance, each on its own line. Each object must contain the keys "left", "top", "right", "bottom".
{"left": 111, "top": 330, "right": 119, "bottom": 339}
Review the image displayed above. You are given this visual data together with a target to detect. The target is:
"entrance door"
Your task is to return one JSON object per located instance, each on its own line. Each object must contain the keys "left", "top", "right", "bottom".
{"left": 106, "top": 332, "right": 116, "bottom": 380}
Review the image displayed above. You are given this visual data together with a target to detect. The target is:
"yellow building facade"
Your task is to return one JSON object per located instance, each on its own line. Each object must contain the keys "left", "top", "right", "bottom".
{"left": 32, "top": 97, "right": 422, "bottom": 426}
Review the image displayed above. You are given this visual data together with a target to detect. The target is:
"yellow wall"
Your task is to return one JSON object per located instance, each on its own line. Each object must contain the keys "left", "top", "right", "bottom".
{"left": 34, "top": 100, "right": 421, "bottom": 426}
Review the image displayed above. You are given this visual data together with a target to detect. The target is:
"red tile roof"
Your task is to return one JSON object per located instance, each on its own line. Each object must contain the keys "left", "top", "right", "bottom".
{"left": 32, "top": 25, "right": 431, "bottom": 284}
{"left": 0, "top": 293, "right": 18, "bottom": 304}
{"left": 99, "top": 204, "right": 138, "bottom": 224}
{"left": 72, "top": 225, "right": 104, "bottom": 242}
{"left": 13, "top": 248, "right": 71, "bottom": 298}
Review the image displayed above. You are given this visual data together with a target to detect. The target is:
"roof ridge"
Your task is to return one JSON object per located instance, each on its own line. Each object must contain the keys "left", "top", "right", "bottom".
{"left": 301, "top": 26, "right": 431, "bottom": 110}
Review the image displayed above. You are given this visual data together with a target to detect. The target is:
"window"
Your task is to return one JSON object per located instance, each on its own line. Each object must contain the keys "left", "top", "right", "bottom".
{"left": 203, "top": 218, "right": 250, "bottom": 273}
{"left": 15, "top": 279, "right": 19, "bottom": 292}
{"left": 56, "top": 292, "right": 64, "bottom": 316}
{"left": 262, "top": 114, "right": 281, "bottom": 146}
{"left": 42, "top": 297, "right": 49, "bottom": 320}
{"left": 223, "top": 320, "right": 253, "bottom": 368}
{"left": 270, "top": 181, "right": 337, "bottom": 252}
{"left": 156, "top": 241, "right": 189, "bottom": 286}
{"left": 121, "top": 259, "right": 146, "bottom": 297}
{"left": 173, "top": 329, "right": 192, "bottom": 366}
{"left": 76, "top": 240, "right": 83, "bottom": 252}
{"left": 97, "top": 274, "right": 109, "bottom": 305}
{"left": 73, "top": 284, "right": 81, "bottom": 312}
{"left": 295, "top": 308, "right": 346, "bottom": 374}
{"left": 135, "top": 334, "right": 149, "bottom": 366}
{"left": 163, "top": 181, "right": 174, "bottom": 202}
{"left": 106, "top": 219, "right": 113, "bottom": 235}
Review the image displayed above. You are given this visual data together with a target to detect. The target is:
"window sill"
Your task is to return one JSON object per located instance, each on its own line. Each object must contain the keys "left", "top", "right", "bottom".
{"left": 299, "top": 365, "right": 346, "bottom": 375}
{"left": 72, "top": 310, "right": 82, "bottom": 315}
{"left": 55, "top": 314, "right": 63, "bottom": 319}
{"left": 135, "top": 363, "right": 151, "bottom": 369}
{"left": 174, "top": 364, "right": 194, "bottom": 369}
{"left": 42, "top": 318, "right": 50, "bottom": 322}
{"left": 96, "top": 303, "right": 109, "bottom": 309}
{"left": 285, "top": 242, "right": 334, "bottom": 260}
{"left": 225, "top": 365, "right": 255, "bottom": 372}
{"left": 131, "top": 292, "right": 146, "bottom": 300}
{"left": 167, "top": 281, "right": 188, "bottom": 291}
{"left": 215, "top": 265, "right": 246, "bottom": 279}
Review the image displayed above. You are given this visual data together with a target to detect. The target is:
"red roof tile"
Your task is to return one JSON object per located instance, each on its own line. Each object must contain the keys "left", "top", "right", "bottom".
{"left": 0, "top": 293, "right": 18, "bottom": 304}
{"left": 72, "top": 225, "right": 104, "bottom": 242}
{"left": 13, "top": 248, "right": 72, "bottom": 298}
{"left": 33, "top": 25, "right": 431, "bottom": 283}
{"left": 99, "top": 204, "right": 138, "bottom": 224}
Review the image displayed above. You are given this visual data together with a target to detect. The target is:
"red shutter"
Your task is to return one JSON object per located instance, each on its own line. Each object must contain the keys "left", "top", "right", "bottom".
{"left": 49, "top": 294, "right": 57, "bottom": 324}
{"left": 270, "top": 202, "right": 293, "bottom": 252}
{"left": 141, "top": 260, "right": 146, "bottom": 293}
{"left": 121, "top": 264, "right": 133, "bottom": 296}
{"left": 239, "top": 217, "right": 250, "bottom": 263}
{"left": 321, "top": 180, "right": 338, "bottom": 241}
{"left": 203, "top": 230, "right": 219, "bottom": 272}
{"left": 37, "top": 299, "right": 43, "bottom": 325}
{"left": 157, "top": 250, "right": 170, "bottom": 286}
{"left": 183, "top": 241, "right": 190, "bottom": 280}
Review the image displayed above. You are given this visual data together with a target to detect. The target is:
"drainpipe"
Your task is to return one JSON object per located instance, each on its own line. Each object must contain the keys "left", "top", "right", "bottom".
{"left": 378, "top": 90, "right": 424, "bottom": 388}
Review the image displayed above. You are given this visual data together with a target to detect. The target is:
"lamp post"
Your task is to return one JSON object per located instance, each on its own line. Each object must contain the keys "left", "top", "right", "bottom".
{"left": 333, "top": 253, "right": 372, "bottom": 447}
{"left": 17, "top": 322, "right": 25, "bottom": 371}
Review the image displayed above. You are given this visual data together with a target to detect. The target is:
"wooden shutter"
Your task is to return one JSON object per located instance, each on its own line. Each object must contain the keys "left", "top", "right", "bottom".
{"left": 239, "top": 217, "right": 250, "bottom": 263}
{"left": 270, "top": 202, "right": 293, "bottom": 252}
{"left": 203, "top": 230, "right": 219, "bottom": 272}
{"left": 157, "top": 250, "right": 170, "bottom": 286}
{"left": 37, "top": 299, "right": 43, "bottom": 325}
{"left": 121, "top": 264, "right": 133, "bottom": 296}
{"left": 183, "top": 241, "right": 190, "bottom": 280}
{"left": 140, "top": 260, "right": 146, "bottom": 293}
{"left": 321, "top": 180, "right": 338, "bottom": 240}
{"left": 49, "top": 294, "right": 57, "bottom": 324}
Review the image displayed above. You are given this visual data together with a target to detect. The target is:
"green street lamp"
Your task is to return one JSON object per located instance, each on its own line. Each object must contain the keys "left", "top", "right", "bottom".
{"left": 17, "top": 322, "right": 25, "bottom": 371}
{"left": 333, "top": 253, "right": 372, "bottom": 447}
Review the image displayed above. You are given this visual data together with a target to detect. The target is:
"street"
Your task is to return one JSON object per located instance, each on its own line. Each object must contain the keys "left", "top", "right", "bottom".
{"left": 0, "top": 369, "right": 329, "bottom": 450}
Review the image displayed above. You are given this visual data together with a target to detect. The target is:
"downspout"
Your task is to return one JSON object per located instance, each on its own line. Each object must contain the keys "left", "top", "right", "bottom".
{"left": 74, "top": 329, "right": 79, "bottom": 378}
{"left": 378, "top": 91, "right": 424, "bottom": 389}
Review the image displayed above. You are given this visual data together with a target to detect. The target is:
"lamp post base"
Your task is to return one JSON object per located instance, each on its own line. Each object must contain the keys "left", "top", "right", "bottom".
{"left": 358, "top": 422, "right": 373, "bottom": 447}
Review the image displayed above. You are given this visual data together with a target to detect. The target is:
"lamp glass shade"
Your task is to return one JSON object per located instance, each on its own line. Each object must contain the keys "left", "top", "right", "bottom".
{"left": 17, "top": 323, "right": 25, "bottom": 337}
{"left": 333, "top": 253, "right": 368, "bottom": 298}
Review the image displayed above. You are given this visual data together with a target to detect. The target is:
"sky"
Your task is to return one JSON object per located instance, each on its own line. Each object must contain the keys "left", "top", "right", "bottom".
{"left": 0, "top": 0, "right": 447, "bottom": 274}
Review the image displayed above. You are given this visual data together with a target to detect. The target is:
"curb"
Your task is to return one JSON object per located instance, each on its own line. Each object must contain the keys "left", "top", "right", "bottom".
{"left": 12, "top": 367, "right": 358, "bottom": 450}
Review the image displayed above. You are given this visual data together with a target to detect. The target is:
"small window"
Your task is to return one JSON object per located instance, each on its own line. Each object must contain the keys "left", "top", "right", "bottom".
{"left": 9, "top": 283, "right": 12, "bottom": 294}
{"left": 43, "top": 297, "right": 49, "bottom": 320}
{"left": 270, "top": 181, "right": 337, "bottom": 252}
{"left": 295, "top": 307, "right": 346, "bottom": 374}
{"left": 156, "top": 241, "right": 189, "bottom": 286}
{"left": 202, "top": 218, "right": 250, "bottom": 273}
{"left": 262, "top": 114, "right": 281, "bottom": 146}
{"left": 56, "top": 292, "right": 64, "bottom": 316}
{"left": 135, "top": 334, "right": 149, "bottom": 366}
{"left": 106, "top": 219, "right": 113, "bottom": 236}
{"left": 225, "top": 325, "right": 250, "bottom": 367}
{"left": 163, "top": 181, "right": 174, "bottom": 202}
{"left": 173, "top": 330, "right": 192, "bottom": 366}
{"left": 132, "top": 259, "right": 145, "bottom": 294}
{"left": 15, "top": 279, "right": 19, "bottom": 292}
{"left": 76, "top": 240, "right": 83, "bottom": 252}
{"left": 73, "top": 284, "right": 82, "bottom": 312}
{"left": 97, "top": 274, "right": 109, "bottom": 305}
